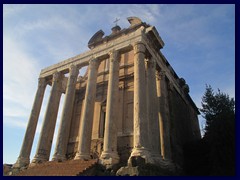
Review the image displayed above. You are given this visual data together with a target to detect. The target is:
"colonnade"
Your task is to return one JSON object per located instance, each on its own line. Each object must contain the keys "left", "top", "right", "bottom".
{"left": 13, "top": 41, "right": 171, "bottom": 168}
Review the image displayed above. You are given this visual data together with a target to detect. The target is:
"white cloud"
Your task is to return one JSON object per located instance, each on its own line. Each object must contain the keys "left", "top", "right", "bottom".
{"left": 3, "top": 4, "right": 27, "bottom": 18}
{"left": 3, "top": 36, "right": 41, "bottom": 120}
{"left": 123, "top": 4, "right": 159, "bottom": 23}
{"left": 3, "top": 117, "right": 28, "bottom": 129}
{"left": 16, "top": 15, "right": 78, "bottom": 37}
{"left": 3, "top": 4, "right": 89, "bottom": 131}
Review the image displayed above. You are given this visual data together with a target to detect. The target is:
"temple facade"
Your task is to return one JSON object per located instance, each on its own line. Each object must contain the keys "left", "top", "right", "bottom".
{"left": 13, "top": 17, "right": 201, "bottom": 170}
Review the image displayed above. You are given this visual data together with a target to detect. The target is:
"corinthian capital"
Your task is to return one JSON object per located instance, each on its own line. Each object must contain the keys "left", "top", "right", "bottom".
{"left": 69, "top": 64, "right": 79, "bottom": 77}
{"left": 109, "top": 50, "right": 120, "bottom": 63}
{"left": 159, "top": 70, "right": 166, "bottom": 79}
{"left": 52, "top": 71, "right": 62, "bottom": 82}
{"left": 89, "top": 58, "right": 100, "bottom": 69}
{"left": 156, "top": 70, "right": 166, "bottom": 80}
{"left": 38, "top": 77, "right": 46, "bottom": 88}
{"left": 146, "top": 58, "right": 156, "bottom": 69}
{"left": 168, "top": 82, "right": 174, "bottom": 91}
{"left": 133, "top": 41, "right": 146, "bottom": 54}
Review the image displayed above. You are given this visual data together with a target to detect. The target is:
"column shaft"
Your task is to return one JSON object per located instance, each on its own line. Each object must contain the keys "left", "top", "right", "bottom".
{"left": 13, "top": 78, "right": 46, "bottom": 168}
{"left": 156, "top": 71, "right": 171, "bottom": 160}
{"left": 75, "top": 59, "right": 99, "bottom": 160}
{"left": 52, "top": 65, "right": 79, "bottom": 161}
{"left": 31, "top": 71, "right": 63, "bottom": 164}
{"left": 146, "top": 58, "right": 161, "bottom": 158}
{"left": 100, "top": 51, "right": 120, "bottom": 167}
{"left": 130, "top": 42, "right": 152, "bottom": 164}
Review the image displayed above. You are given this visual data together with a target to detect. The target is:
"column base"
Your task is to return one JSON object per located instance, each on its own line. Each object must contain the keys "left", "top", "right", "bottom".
{"left": 30, "top": 155, "right": 48, "bottom": 167}
{"left": 74, "top": 152, "right": 91, "bottom": 160}
{"left": 99, "top": 151, "right": 120, "bottom": 169}
{"left": 151, "top": 152, "right": 164, "bottom": 164}
{"left": 116, "top": 149, "right": 180, "bottom": 175}
{"left": 157, "top": 158, "right": 178, "bottom": 172}
{"left": 52, "top": 154, "right": 66, "bottom": 162}
{"left": 12, "top": 156, "right": 30, "bottom": 168}
{"left": 116, "top": 159, "right": 180, "bottom": 176}
{"left": 128, "top": 147, "right": 154, "bottom": 165}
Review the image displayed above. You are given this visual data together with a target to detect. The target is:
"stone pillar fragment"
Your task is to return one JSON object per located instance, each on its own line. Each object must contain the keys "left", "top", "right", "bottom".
{"left": 31, "top": 71, "right": 63, "bottom": 165}
{"left": 13, "top": 78, "right": 47, "bottom": 168}
{"left": 74, "top": 59, "right": 100, "bottom": 160}
{"left": 52, "top": 65, "right": 79, "bottom": 161}
{"left": 146, "top": 58, "right": 162, "bottom": 160}
{"left": 129, "top": 42, "right": 153, "bottom": 164}
{"left": 156, "top": 71, "right": 171, "bottom": 160}
{"left": 100, "top": 50, "right": 120, "bottom": 167}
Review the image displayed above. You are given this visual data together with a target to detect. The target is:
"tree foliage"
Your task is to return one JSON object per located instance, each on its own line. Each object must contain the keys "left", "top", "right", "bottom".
{"left": 184, "top": 85, "right": 235, "bottom": 175}
{"left": 200, "top": 85, "right": 235, "bottom": 136}
{"left": 200, "top": 85, "right": 235, "bottom": 175}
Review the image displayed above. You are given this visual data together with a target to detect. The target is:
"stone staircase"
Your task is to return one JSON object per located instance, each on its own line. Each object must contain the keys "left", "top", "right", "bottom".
{"left": 15, "top": 159, "right": 98, "bottom": 176}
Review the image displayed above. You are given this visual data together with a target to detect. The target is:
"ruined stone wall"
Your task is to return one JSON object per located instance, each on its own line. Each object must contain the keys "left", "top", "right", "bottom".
{"left": 168, "top": 83, "right": 200, "bottom": 167}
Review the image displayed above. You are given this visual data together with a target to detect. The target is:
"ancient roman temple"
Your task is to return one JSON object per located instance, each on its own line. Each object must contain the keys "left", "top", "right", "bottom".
{"left": 13, "top": 17, "right": 201, "bottom": 172}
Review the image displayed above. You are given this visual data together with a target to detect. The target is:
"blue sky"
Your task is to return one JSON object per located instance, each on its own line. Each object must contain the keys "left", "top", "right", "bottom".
{"left": 3, "top": 4, "right": 235, "bottom": 164}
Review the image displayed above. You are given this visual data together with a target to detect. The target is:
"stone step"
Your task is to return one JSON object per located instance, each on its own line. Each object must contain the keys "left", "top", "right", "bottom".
{"left": 15, "top": 159, "right": 98, "bottom": 176}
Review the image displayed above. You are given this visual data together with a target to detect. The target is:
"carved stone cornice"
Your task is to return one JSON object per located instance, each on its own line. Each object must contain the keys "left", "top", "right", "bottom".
{"left": 183, "top": 84, "right": 190, "bottom": 94}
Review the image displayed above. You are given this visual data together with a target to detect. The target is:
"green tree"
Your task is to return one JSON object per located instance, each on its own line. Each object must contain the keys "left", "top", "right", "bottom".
{"left": 201, "top": 85, "right": 235, "bottom": 135}
{"left": 200, "top": 85, "right": 235, "bottom": 175}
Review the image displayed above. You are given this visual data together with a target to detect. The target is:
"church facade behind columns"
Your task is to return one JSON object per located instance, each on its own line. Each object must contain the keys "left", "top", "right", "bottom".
{"left": 14, "top": 17, "right": 201, "bottom": 169}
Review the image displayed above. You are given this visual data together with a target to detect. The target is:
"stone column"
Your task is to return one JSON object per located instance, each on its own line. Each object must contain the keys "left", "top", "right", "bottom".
{"left": 52, "top": 65, "right": 79, "bottom": 161}
{"left": 146, "top": 58, "right": 162, "bottom": 160}
{"left": 13, "top": 78, "right": 47, "bottom": 168}
{"left": 129, "top": 42, "right": 153, "bottom": 164}
{"left": 100, "top": 50, "right": 120, "bottom": 167}
{"left": 156, "top": 71, "right": 171, "bottom": 160}
{"left": 31, "top": 71, "right": 63, "bottom": 165}
{"left": 75, "top": 58, "right": 100, "bottom": 160}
